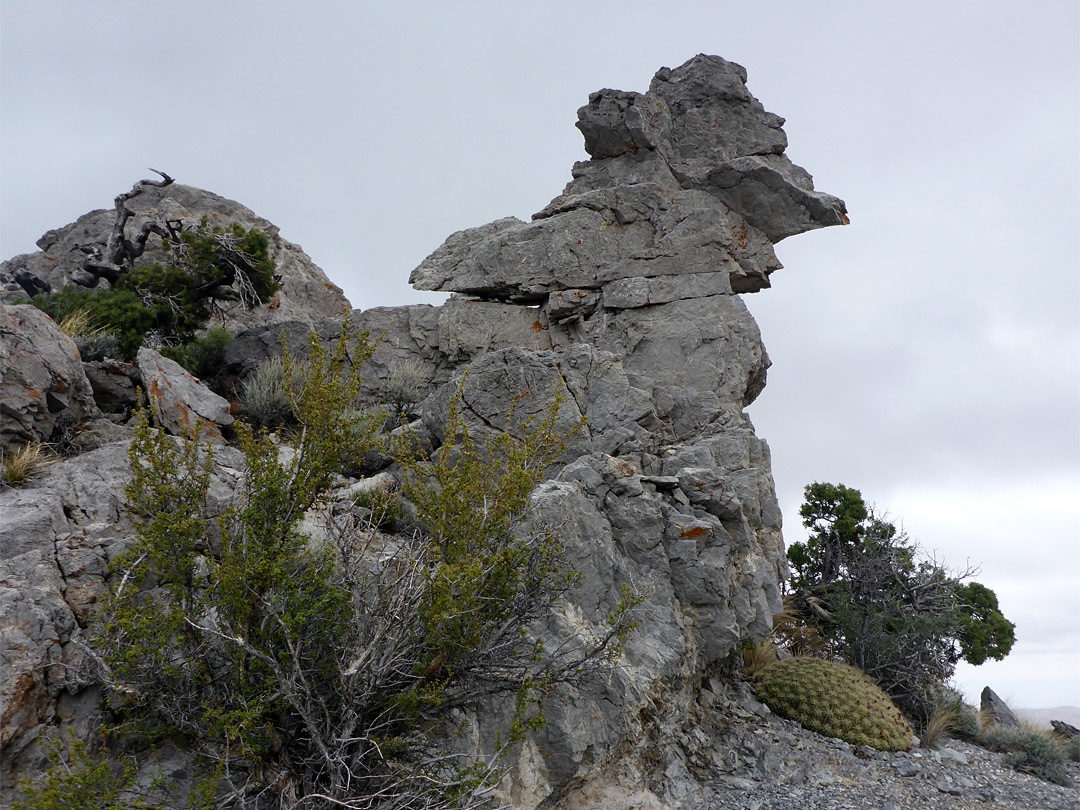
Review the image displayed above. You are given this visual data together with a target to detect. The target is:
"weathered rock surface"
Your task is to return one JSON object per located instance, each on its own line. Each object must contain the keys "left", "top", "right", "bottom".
{"left": 410, "top": 54, "right": 845, "bottom": 302}
{"left": 0, "top": 438, "right": 246, "bottom": 788}
{"left": 0, "top": 183, "right": 350, "bottom": 330}
{"left": 0, "top": 305, "right": 101, "bottom": 453}
{"left": 982, "top": 685, "right": 1022, "bottom": 728}
{"left": 1, "top": 53, "right": 868, "bottom": 809}
{"left": 136, "top": 348, "right": 233, "bottom": 437}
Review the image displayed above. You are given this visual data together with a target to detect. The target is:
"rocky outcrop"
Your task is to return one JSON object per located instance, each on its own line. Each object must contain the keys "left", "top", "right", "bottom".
{"left": 0, "top": 305, "right": 101, "bottom": 454}
{"left": 0, "top": 439, "right": 247, "bottom": 786}
{"left": 0, "top": 183, "right": 350, "bottom": 331}
{"left": 385, "top": 53, "right": 845, "bottom": 807}
{"left": 2, "top": 54, "right": 851, "bottom": 809}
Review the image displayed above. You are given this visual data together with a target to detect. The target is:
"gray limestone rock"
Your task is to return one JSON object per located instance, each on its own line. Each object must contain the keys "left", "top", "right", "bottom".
{"left": 411, "top": 54, "right": 844, "bottom": 302}
{"left": 1, "top": 53, "right": 851, "bottom": 810}
{"left": 0, "top": 305, "right": 101, "bottom": 453}
{"left": 83, "top": 359, "right": 142, "bottom": 415}
{"left": 981, "top": 686, "right": 1021, "bottom": 728}
{"left": 136, "top": 347, "right": 234, "bottom": 437}
{"left": 0, "top": 438, "right": 247, "bottom": 793}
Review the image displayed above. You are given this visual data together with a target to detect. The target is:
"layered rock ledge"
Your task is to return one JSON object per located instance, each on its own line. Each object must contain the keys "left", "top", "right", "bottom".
{"left": 2, "top": 54, "right": 854, "bottom": 809}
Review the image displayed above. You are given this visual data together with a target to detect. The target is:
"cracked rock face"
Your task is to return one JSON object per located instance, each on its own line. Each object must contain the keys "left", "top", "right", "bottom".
{"left": 0, "top": 305, "right": 101, "bottom": 454}
{"left": 0, "top": 183, "right": 351, "bottom": 330}
{"left": 410, "top": 53, "right": 846, "bottom": 302}
{"left": 393, "top": 54, "right": 846, "bottom": 808}
{"left": 1, "top": 54, "right": 846, "bottom": 809}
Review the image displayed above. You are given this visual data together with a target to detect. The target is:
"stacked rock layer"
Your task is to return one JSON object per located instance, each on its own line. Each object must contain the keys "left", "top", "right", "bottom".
{"left": 0, "top": 54, "right": 845, "bottom": 808}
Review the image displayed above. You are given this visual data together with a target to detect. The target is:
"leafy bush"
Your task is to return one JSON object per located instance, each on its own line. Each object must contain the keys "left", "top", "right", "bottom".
{"left": 753, "top": 657, "right": 912, "bottom": 751}
{"left": 351, "top": 486, "right": 404, "bottom": 531}
{"left": 34, "top": 287, "right": 155, "bottom": 360}
{"left": 32, "top": 220, "right": 277, "bottom": 361}
{"left": 786, "top": 482, "right": 1015, "bottom": 719}
{"left": 980, "top": 724, "right": 1072, "bottom": 786}
{"left": 76, "top": 324, "right": 637, "bottom": 809}
{"left": 12, "top": 735, "right": 147, "bottom": 810}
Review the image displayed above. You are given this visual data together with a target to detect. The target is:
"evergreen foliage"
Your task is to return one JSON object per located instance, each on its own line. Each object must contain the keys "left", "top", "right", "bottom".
{"left": 786, "top": 482, "right": 1015, "bottom": 719}
{"left": 753, "top": 657, "right": 912, "bottom": 751}
{"left": 55, "top": 325, "right": 638, "bottom": 809}
{"left": 32, "top": 220, "right": 278, "bottom": 361}
{"left": 160, "top": 328, "right": 232, "bottom": 381}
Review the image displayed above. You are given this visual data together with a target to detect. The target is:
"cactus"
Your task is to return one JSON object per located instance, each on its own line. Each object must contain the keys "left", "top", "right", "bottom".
{"left": 753, "top": 657, "right": 912, "bottom": 751}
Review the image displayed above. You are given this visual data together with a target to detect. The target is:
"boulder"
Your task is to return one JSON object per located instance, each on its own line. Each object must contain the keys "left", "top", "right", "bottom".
{"left": 0, "top": 305, "right": 100, "bottom": 453}
{"left": 136, "top": 348, "right": 233, "bottom": 437}
{"left": 980, "top": 686, "right": 1020, "bottom": 728}
{"left": 83, "top": 359, "right": 141, "bottom": 416}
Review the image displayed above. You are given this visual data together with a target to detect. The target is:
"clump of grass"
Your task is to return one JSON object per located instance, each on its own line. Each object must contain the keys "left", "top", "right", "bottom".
{"left": 920, "top": 703, "right": 958, "bottom": 749}
{"left": 980, "top": 723, "right": 1072, "bottom": 786}
{"left": 741, "top": 638, "right": 779, "bottom": 676}
{"left": 58, "top": 308, "right": 121, "bottom": 362}
{"left": 58, "top": 308, "right": 103, "bottom": 338}
{"left": 771, "top": 594, "right": 830, "bottom": 656}
{"left": 387, "top": 357, "right": 427, "bottom": 407}
{"left": 1, "top": 442, "right": 57, "bottom": 488}
{"left": 753, "top": 657, "right": 912, "bottom": 751}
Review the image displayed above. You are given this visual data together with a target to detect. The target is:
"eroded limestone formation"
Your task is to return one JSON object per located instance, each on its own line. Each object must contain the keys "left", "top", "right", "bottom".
{"left": 1, "top": 54, "right": 846, "bottom": 808}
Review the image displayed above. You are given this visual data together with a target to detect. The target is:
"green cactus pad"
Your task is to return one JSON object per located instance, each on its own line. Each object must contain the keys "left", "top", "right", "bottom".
{"left": 754, "top": 657, "right": 912, "bottom": 751}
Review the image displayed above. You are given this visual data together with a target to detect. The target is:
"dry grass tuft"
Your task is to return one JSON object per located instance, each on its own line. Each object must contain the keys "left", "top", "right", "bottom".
{"left": 921, "top": 703, "right": 958, "bottom": 749}
{"left": 1, "top": 442, "right": 58, "bottom": 488}
{"left": 58, "top": 309, "right": 104, "bottom": 338}
{"left": 771, "top": 594, "right": 829, "bottom": 656}
{"left": 742, "top": 638, "right": 780, "bottom": 676}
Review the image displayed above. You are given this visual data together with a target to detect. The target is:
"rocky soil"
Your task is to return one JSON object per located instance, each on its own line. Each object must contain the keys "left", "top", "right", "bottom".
{"left": 693, "top": 683, "right": 1080, "bottom": 810}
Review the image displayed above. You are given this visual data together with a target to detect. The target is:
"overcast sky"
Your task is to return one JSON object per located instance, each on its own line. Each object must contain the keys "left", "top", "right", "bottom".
{"left": 2, "top": 1, "right": 1077, "bottom": 709}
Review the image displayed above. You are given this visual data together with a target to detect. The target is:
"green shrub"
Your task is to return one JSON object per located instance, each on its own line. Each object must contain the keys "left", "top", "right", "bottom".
{"left": 980, "top": 724, "right": 1072, "bottom": 786}
{"left": 352, "top": 486, "right": 404, "bottom": 531}
{"left": 753, "top": 657, "right": 912, "bottom": 751}
{"left": 34, "top": 287, "right": 155, "bottom": 360}
{"left": 1060, "top": 734, "right": 1080, "bottom": 763}
{"left": 12, "top": 736, "right": 144, "bottom": 810}
{"left": 74, "top": 322, "right": 638, "bottom": 809}
{"left": 786, "top": 482, "right": 1015, "bottom": 720}
{"left": 160, "top": 328, "right": 231, "bottom": 381}
{"left": 32, "top": 220, "right": 277, "bottom": 361}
